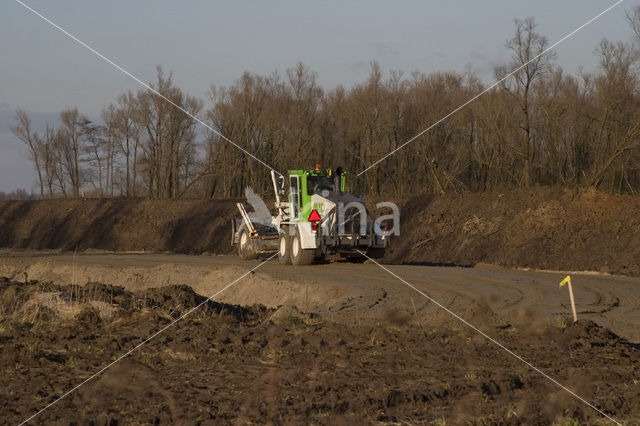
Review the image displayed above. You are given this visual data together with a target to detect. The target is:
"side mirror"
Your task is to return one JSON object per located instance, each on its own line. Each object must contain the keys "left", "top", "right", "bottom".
{"left": 334, "top": 166, "right": 344, "bottom": 194}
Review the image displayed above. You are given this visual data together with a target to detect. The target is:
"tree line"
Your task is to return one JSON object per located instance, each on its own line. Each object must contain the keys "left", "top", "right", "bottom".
{"left": 12, "top": 13, "right": 640, "bottom": 199}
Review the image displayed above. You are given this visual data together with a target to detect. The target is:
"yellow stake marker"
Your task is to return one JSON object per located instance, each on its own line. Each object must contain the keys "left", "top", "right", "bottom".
{"left": 559, "top": 275, "right": 577, "bottom": 323}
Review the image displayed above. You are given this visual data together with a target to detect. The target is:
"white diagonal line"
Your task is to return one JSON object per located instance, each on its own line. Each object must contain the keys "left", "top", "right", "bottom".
{"left": 14, "top": 0, "right": 278, "bottom": 174}
{"left": 19, "top": 253, "right": 278, "bottom": 425}
{"left": 356, "top": 251, "right": 621, "bottom": 425}
{"left": 358, "top": 0, "right": 626, "bottom": 176}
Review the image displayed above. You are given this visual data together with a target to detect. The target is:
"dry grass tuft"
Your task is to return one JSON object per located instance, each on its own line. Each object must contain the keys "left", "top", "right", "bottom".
{"left": 16, "top": 291, "right": 118, "bottom": 324}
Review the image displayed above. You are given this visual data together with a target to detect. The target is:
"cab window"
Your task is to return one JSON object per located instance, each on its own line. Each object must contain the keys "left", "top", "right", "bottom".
{"left": 307, "top": 175, "right": 334, "bottom": 195}
{"left": 289, "top": 175, "right": 300, "bottom": 218}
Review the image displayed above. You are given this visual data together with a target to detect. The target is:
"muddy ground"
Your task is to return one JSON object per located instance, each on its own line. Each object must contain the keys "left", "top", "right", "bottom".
{"left": 2, "top": 188, "right": 640, "bottom": 423}
{"left": 2, "top": 278, "right": 639, "bottom": 425}
{"left": 1, "top": 186, "right": 640, "bottom": 276}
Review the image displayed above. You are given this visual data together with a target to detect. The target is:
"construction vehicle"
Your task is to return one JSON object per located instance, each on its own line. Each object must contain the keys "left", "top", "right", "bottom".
{"left": 231, "top": 165, "right": 388, "bottom": 265}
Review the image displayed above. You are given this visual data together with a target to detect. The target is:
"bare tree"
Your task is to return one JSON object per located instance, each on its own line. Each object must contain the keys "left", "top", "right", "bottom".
{"left": 11, "top": 108, "right": 46, "bottom": 199}
{"left": 205, "top": 72, "right": 274, "bottom": 197}
{"left": 496, "top": 17, "right": 556, "bottom": 187}
{"left": 103, "top": 91, "right": 140, "bottom": 197}
{"left": 627, "top": 5, "right": 640, "bottom": 42}
{"left": 588, "top": 39, "right": 640, "bottom": 191}
{"left": 59, "top": 108, "right": 87, "bottom": 197}
{"left": 81, "top": 119, "right": 107, "bottom": 195}
{"left": 135, "top": 66, "right": 202, "bottom": 198}
{"left": 41, "top": 124, "right": 59, "bottom": 198}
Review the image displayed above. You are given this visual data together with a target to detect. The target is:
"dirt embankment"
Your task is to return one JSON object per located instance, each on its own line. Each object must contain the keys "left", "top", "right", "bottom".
{"left": 2, "top": 278, "right": 639, "bottom": 424}
{"left": 0, "top": 198, "right": 240, "bottom": 254}
{"left": 1, "top": 187, "right": 639, "bottom": 275}
{"left": 385, "top": 186, "right": 640, "bottom": 276}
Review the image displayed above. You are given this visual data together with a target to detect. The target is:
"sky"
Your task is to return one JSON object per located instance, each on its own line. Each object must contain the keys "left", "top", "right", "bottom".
{"left": 0, "top": 0, "right": 634, "bottom": 193}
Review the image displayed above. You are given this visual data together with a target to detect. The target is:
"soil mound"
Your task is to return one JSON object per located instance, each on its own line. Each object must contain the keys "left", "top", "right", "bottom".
{"left": 1, "top": 187, "right": 640, "bottom": 275}
{"left": 0, "top": 198, "right": 240, "bottom": 254}
{"left": 0, "top": 278, "right": 268, "bottom": 325}
{"left": 1, "top": 277, "right": 639, "bottom": 424}
{"left": 385, "top": 186, "right": 640, "bottom": 276}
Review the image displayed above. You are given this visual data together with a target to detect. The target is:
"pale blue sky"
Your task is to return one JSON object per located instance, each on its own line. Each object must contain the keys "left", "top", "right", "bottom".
{"left": 0, "top": 1, "right": 634, "bottom": 193}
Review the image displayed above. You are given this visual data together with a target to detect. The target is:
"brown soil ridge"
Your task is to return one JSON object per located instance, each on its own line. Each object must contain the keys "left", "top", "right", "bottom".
{"left": 0, "top": 198, "right": 240, "bottom": 254}
{"left": 1, "top": 186, "right": 639, "bottom": 275}
{"left": 384, "top": 186, "right": 640, "bottom": 277}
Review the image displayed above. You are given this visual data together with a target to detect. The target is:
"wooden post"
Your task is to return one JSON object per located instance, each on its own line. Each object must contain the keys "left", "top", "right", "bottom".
{"left": 559, "top": 275, "right": 578, "bottom": 323}
{"left": 567, "top": 277, "right": 577, "bottom": 323}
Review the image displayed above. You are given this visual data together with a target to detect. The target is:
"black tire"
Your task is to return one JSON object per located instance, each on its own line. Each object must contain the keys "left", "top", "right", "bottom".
{"left": 347, "top": 256, "right": 366, "bottom": 263}
{"left": 238, "top": 227, "right": 258, "bottom": 260}
{"left": 291, "top": 226, "right": 315, "bottom": 266}
{"left": 278, "top": 228, "right": 292, "bottom": 265}
{"left": 366, "top": 247, "right": 386, "bottom": 259}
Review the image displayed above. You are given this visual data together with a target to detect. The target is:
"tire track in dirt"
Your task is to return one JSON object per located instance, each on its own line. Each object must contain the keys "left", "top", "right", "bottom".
{"left": 2, "top": 252, "right": 640, "bottom": 342}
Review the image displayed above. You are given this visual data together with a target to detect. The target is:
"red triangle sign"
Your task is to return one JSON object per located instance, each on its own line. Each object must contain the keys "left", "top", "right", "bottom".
{"left": 308, "top": 209, "right": 321, "bottom": 222}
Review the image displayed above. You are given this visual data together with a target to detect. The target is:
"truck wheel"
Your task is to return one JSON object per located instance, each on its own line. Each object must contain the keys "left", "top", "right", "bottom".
{"left": 238, "top": 227, "right": 258, "bottom": 260}
{"left": 278, "top": 229, "right": 292, "bottom": 265}
{"left": 291, "top": 227, "right": 315, "bottom": 266}
{"left": 366, "top": 247, "right": 386, "bottom": 259}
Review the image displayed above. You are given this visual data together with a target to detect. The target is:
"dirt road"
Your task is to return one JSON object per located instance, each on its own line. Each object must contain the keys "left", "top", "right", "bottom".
{"left": 2, "top": 251, "right": 639, "bottom": 342}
